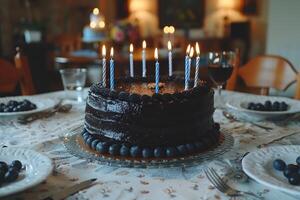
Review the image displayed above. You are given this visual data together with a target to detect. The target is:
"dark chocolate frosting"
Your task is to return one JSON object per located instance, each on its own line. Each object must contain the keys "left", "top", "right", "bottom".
{"left": 84, "top": 77, "right": 216, "bottom": 148}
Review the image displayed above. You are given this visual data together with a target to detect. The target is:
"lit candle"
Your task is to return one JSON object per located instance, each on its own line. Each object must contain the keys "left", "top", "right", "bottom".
{"left": 129, "top": 44, "right": 134, "bottom": 77}
{"left": 142, "top": 40, "right": 146, "bottom": 77}
{"left": 110, "top": 47, "right": 114, "bottom": 90}
{"left": 154, "top": 48, "right": 160, "bottom": 93}
{"left": 185, "top": 44, "right": 191, "bottom": 90}
{"left": 93, "top": 8, "right": 99, "bottom": 15}
{"left": 194, "top": 42, "right": 200, "bottom": 87}
{"left": 168, "top": 41, "right": 172, "bottom": 77}
{"left": 188, "top": 47, "right": 194, "bottom": 83}
{"left": 102, "top": 45, "right": 106, "bottom": 87}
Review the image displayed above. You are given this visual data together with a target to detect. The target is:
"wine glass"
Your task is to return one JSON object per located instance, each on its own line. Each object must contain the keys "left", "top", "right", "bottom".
{"left": 206, "top": 51, "right": 236, "bottom": 108}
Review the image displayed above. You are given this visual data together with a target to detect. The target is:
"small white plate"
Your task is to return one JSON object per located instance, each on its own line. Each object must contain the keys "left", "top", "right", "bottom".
{"left": 226, "top": 95, "right": 300, "bottom": 120}
{"left": 242, "top": 145, "right": 300, "bottom": 196}
{"left": 0, "top": 148, "right": 53, "bottom": 197}
{"left": 0, "top": 96, "right": 57, "bottom": 118}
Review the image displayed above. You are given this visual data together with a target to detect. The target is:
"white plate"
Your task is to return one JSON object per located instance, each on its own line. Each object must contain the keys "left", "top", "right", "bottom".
{"left": 226, "top": 95, "right": 300, "bottom": 120}
{"left": 0, "top": 96, "right": 57, "bottom": 118}
{"left": 242, "top": 145, "right": 300, "bottom": 196}
{"left": 0, "top": 148, "right": 53, "bottom": 197}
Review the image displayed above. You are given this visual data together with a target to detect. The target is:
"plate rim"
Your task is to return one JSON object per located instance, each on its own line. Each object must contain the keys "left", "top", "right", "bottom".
{"left": 226, "top": 96, "right": 300, "bottom": 116}
{"left": 242, "top": 145, "right": 300, "bottom": 196}
{"left": 0, "top": 147, "right": 53, "bottom": 197}
{"left": 0, "top": 97, "right": 57, "bottom": 117}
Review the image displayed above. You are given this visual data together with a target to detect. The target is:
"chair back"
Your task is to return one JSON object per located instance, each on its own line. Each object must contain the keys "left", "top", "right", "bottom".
{"left": 14, "top": 47, "right": 35, "bottom": 95}
{"left": 54, "top": 34, "right": 82, "bottom": 55}
{"left": 227, "top": 55, "right": 300, "bottom": 99}
{"left": 0, "top": 59, "right": 19, "bottom": 93}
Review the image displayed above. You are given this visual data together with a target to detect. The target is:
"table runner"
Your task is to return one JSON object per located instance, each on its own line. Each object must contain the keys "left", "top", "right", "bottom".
{"left": 1, "top": 90, "right": 300, "bottom": 200}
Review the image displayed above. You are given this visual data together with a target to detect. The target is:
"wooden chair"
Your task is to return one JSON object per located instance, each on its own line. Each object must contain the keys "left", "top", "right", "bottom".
{"left": 14, "top": 47, "right": 35, "bottom": 95}
{"left": 53, "top": 34, "right": 82, "bottom": 55}
{"left": 227, "top": 55, "right": 300, "bottom": 99}
{"left": 0, "top": 47, "right": 35, "bottom": 95}
{"left": 0, "top": 59, "right": 19, "bottom": 94}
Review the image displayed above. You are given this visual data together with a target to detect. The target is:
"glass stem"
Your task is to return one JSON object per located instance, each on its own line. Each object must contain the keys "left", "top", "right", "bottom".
{"left": 216, "top": 84, "right": 223, "bottom": 109}
{"left": 217, "top": 85, "right": 222, "bottom": 97}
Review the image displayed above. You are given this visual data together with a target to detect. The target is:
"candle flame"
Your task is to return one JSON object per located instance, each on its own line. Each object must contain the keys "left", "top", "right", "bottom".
{"left": 195, "top": 42, "right": 200, "bottom": 55}
{"left": 189, "top": 47, "right": 194, "bottom": 58}
{"left": 129, "top": 44, "right": 133, "bottom": 53}
{"left": 99, "top": 21, "right": 105, "bottom": 28}
{"left": 163, "top": 26, "right": 169, "bottom": 34}
{"left": 186, "top": 44, "right": 191, "bottom": 55}
{"left": 169, "top": 26, "right": 175, "bottom": 34}
{"left": 167, "top": 41, "right": 172, "bottom": 51}
{"left": 110, "top": 47, "right": 114, "bottom": 57}
{"left": 142, "top": 40, "right": 146, "bottom": 49}
{"left": 154, "top": 48, "right": 158, "bottom": 60}
{"left": 90, "top": 21, "right": 96, "bottom": 28}
{"left": 102, "top": 45, "right": 106, "bottom": 57}
{"left": 93, "top": 8, "right": 99, "bottom": 15}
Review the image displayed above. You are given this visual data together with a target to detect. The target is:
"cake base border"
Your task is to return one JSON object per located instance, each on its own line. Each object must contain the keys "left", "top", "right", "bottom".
{"left": 63, "top": 125, "right": 234, "bottom": 168}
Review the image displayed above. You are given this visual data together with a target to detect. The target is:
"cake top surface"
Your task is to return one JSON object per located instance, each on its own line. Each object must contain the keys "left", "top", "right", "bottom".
{"left": 89, "top": 77, "right": 212, "bottom": 104}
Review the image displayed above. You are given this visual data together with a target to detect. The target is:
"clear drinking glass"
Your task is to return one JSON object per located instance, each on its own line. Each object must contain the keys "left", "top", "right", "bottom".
{"left": 59, "top": 68, "right": 87, "bottom": 102}
{"left": 206, "top": 51, "right": 236, "bottom": 108}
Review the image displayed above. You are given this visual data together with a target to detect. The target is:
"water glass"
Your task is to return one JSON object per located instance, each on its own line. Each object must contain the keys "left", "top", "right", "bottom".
{"left": 59, "top": 68, "right": 87, "bottom": 102}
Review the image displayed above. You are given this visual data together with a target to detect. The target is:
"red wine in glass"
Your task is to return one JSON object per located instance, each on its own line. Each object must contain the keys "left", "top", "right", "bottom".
{"left": 208, "top": 64, "right": 233, "bottom": 85}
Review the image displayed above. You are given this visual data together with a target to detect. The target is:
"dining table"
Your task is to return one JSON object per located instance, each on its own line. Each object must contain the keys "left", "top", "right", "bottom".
{"left": 1, "top": 89, "right": 300, "bottom": 200}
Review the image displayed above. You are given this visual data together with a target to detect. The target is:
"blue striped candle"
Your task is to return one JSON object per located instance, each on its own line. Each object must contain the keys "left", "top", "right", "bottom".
{"left": 154, "top": 48, "right": 159, "bottom": 93}
{"left": 110, "top": 47, "right": 114, "bottom": 90}
{"left": 102, "top": 45, "right": 106, "bottom": 87}
{"left": 184, "top": 45, "right": 191, "bottom": 90}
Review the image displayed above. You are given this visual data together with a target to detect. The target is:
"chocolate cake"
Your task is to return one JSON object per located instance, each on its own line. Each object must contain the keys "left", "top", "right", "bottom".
{"left": 82, "top": 77, "right": 220, "bottom": 159}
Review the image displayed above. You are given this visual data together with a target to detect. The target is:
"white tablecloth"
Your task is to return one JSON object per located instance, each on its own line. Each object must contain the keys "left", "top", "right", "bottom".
{"left": 1, "top": 90, "right": 300, "bottom": 200}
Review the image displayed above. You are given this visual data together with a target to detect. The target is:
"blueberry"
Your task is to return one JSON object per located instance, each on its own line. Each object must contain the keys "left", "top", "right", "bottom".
{"left": 273, "top": 159, "right": 286, "bottom": 171}
{"left": 255, "top": 103, "right": 264, "bottom": 111}
{"left": 247, "top": 102, "right": 255, "bottom": 110}
{"left": 264, "top": 101, "right": 272, "bottom": 111}
{"left": 296, "top": 156, "right": 300, "bottom": 166}
{"left": 186, "top": 143, "right": 196, "bottom": 153}
{"left": 91, "top": 139, "right": 100, "bottom": 150}
{"left": 83, "top": 134, "right": 90, "bottom": 142}
{"left": 272, "top": 101, "right": 280, "bottom": 111}
{"left": 288, "top": 173, "right": 300, "bottom": 185}
{"left": 284, "top": 165, "right": 299, "bottom": 178}
{"left": 166, "top": 147, "right": 178, "bottom": 157}
{"left": 96, "top": 142, "right": 109, "bottom": 154}
{"left": 130, "top": 146, "right": 142, "bottom": 158}
{"left": 154, "top": 147, "right": 166, "bottom": 158}
{"left": 194, "top": 142, "right": 205, "bottom": 151}
{"left": 85, "top": 137, "right": 94, "bottom": 146}
{"left": 176, "top": 145, "right": 188, "bottom": 155}
{"left": 81, "top": 130, "right": 88, "bottom": 137}
{"left": 10, "top": 160, "right": 22, "bottom": 172}
{"left": 0, "top": 162, "right": 8, "bottom": 174}
{"left": 120, "top": 145, "right": 130, "bottom": 156}
{"left": 279, "top": 102, "right": 288, "bottom": 111}
{"left": 142, "top": 148, "right": 153, "bottom": 158}
{"left": 287, "top": 164, "right": 299, "bottom": 172}
{"left": 4, "top": 169, "right": 19, "bottom": 182}
{"left": 3, "top": 107, "right": 13, "bottom": 112}
{"left": 0, "top": 171, "right": 4, "bottom": 184}
{"left": 29, "top": 103, "right": 37, "bottom": 110}
{"left": 8, "top": 100, "right": 18, "bottom": 107}
{"left": 109, "top": 144, "right": 120, "bottom": 156}
{"left": 23, "top": 99, "right": 31, "bottom": 105}
{"left": 284, "top": 168, "right": 294, "bottom": 178}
